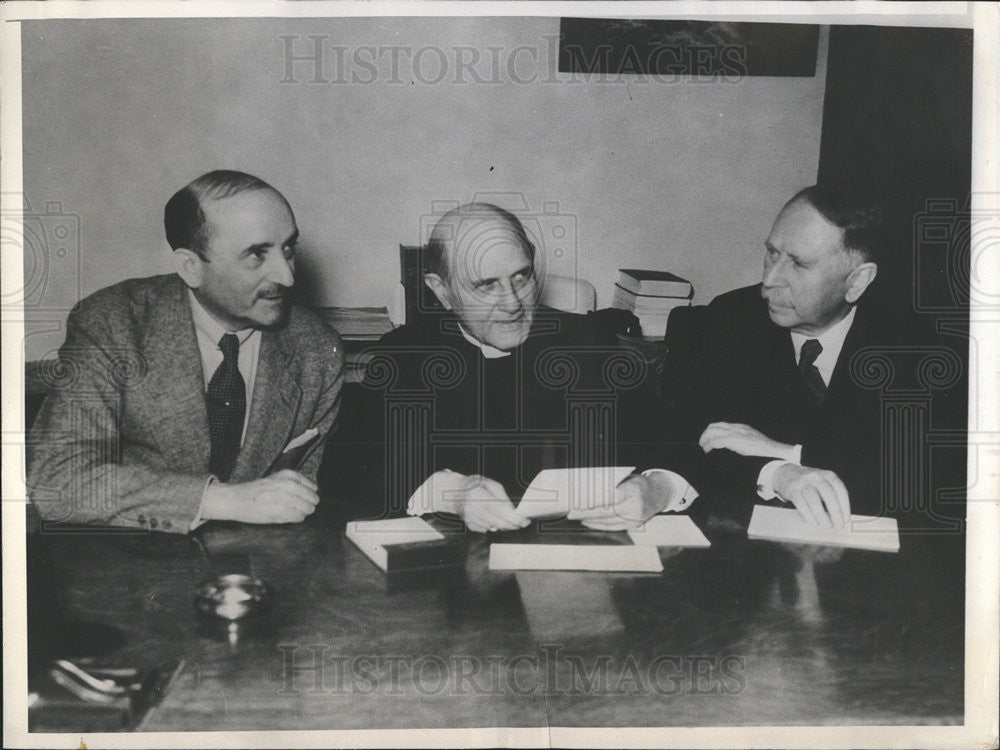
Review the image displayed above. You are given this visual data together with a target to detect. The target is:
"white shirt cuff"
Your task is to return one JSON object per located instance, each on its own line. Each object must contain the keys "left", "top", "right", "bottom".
{"left": 756, "top": 446, "right": 802, "bottom": 501}
{"left": 640, "top": 468, "right": 699, "bottom": 512}
{"left": 406, "top": 469, "right": 465, "bottom": 516}
{"left": 788, "top": 443, "right": 803, "bottom": 464}
{"left": 189, "top": 475, "right": 216, "bottom": 531}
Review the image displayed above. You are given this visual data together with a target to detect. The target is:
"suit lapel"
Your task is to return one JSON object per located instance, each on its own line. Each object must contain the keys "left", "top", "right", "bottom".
{"left": 231, "top": 328, "right": 302, "bottom": 481}
{"left": 135, "top": 277, "right": 212, "bottom": 471}
{"left": 756, "top": 296, "right": 798, "bottom": 380}
{"left": 755, "top": 298, "right": 816, "bottom": 433}
{"left": 826, "top": 304, "right": 874, "bottom": 400}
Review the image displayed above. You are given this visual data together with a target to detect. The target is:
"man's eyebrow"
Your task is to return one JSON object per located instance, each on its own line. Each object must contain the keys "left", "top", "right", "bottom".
{"left": 240, "top": 230, "right": 299, "bottom": 258}
{"left": 241, "top": 242, "right": 271, "bottom": 257}
{"left": 473, "top": 275, "right": 500, "bottom": 288}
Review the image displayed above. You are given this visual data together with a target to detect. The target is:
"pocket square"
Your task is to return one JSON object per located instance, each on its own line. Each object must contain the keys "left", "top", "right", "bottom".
{"left": 282, "top": 428, "right": 318, "bottom": 454}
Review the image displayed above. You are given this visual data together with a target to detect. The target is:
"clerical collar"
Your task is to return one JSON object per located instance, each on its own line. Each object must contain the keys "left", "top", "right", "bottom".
{"left": 457, "top": 324, "right": 512, "bottom": 359}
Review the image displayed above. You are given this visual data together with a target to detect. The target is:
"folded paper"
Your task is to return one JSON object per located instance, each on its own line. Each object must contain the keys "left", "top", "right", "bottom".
{"left": 516, "top": 466, "right": 635, "bottom": 520}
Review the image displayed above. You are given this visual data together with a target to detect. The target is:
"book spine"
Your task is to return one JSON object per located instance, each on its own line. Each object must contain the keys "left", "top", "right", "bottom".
{"left": 638, "top": 281, "right": 692, "bottom": 297}
{"left": 384, "top": 541, "right": 464, "bottom": 571}
{"left": 612, "top": 282, "right": 692, "bottom": 300}
{"left": 615, "top": 273, "right": 641, "bottom": 295}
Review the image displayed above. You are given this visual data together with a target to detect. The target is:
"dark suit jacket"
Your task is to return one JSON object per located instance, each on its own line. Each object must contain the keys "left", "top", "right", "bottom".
{"left": 662, "top": 284, "right": 888, "bottom": 516}
{"left": 27, "top": 274, "right": 344, "bottom": 533}
{"left": 320, "top": 307, "right": 680, "bottom": 521}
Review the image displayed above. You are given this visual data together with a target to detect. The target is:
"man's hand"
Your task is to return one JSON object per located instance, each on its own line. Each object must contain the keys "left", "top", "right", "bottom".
{"left": 699, "top": 422, "right": 795, "bottom": 459}
{"left": 202, "top": 469, "right": 320, "bottom": 524}
{"left": 574, "top": 473, "right": 677, "bottom": 531}
{"left": 771, "top": 464, "right": 851, "bottom": 528}
{"left": 442, "top": 474, "right": 530, "bottom": 534}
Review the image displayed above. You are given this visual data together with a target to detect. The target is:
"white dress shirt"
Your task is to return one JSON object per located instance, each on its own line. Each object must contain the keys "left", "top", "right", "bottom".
{"left": 188, "top": 290, "right": 261, "bottom": 442}
{"left": 188, "top": 290, "right": 263, "bottom": 529}
{"left": 756, "top": 306, "right": 857, "bottom": 499}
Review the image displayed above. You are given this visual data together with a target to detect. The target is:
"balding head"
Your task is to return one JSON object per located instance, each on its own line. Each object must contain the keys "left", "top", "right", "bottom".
{"left": 424, "top": 203, "right": 536, "bottom": 281}
{"left": 423, "top": 203, "right": 539, "bottom": 351}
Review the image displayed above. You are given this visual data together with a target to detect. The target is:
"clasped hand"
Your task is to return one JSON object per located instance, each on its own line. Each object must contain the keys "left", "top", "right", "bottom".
{"left": 202, "top": 469, "right": 320, "bottom": 524}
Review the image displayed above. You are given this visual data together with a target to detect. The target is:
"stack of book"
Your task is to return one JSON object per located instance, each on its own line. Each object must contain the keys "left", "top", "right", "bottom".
{"left": 314, "top": 306, "right": 395, "bottom": 342}
{"left": 314, "top": 306, "right": 395, "bottom": 383}
{"left": 611, "top": 269, "right": 693, "bottom": 338}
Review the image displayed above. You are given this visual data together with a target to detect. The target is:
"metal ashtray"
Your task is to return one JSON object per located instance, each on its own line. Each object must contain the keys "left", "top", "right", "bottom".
{"left": 194, "top": 574, "right": 271, "bottom": 622}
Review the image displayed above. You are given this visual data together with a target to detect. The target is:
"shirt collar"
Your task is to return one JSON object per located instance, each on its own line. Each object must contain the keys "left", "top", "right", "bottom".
{"left": 457, "top": 324, "right": 512, "bottom": 359}
{"left": 790, "top": 305, "right": 857, "bottom": 366}
{"left": 188, "top": 289, "right": 257, "bottom": 347}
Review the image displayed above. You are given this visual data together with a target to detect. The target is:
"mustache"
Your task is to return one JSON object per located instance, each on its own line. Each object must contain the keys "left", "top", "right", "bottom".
{"left": 258, "top": 285, "right": 290, "bottom": 300}
{"left": 760, "top": 288, "right": 788, "bottom": 306}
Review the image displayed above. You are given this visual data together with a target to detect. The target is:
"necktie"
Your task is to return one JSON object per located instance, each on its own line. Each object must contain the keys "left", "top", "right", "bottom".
{"left": 798, "top": 338, "right": 826, "bottom": 404}
{"left": 206, "top": 333, "right": 246, "bottom": 481}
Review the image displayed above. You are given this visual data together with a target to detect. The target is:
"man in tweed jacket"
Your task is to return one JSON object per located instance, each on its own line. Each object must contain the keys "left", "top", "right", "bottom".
{"left": 28, "top": 171, "right": 343, "bottom": 533}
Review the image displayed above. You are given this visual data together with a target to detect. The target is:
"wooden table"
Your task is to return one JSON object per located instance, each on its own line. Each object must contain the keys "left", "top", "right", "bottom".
{"left": 27, "top": 509, "right": 965, "bottom": 731}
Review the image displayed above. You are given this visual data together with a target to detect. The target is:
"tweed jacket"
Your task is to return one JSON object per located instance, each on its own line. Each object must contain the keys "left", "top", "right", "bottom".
{"left": 28, "top": 274, "right": 344, "bottom": 533}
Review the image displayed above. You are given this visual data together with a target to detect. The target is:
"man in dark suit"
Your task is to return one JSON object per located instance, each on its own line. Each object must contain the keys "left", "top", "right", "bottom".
{"left": 28, "top": 170, "right": 344, "bottom": 533}
{"left": 664, "top": 184, "right": 888, "bottom": 527}
{"left": 321, "top": 203, "right": 696, "bottom": 532}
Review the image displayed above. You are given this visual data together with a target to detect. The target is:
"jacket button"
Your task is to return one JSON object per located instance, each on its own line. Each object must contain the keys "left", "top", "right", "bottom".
{"left": 149, "top": 517, "right": 158, "bottom": 529}
{"left": 137, "top": 514, "right": 146, "bottom": 525}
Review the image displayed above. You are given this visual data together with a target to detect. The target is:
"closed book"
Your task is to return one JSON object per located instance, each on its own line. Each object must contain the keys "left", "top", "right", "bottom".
{"left": 612, "top": 282, "right": 693, "bottom": 301}
{"left": 617, "top": 269, "right": 693, "bottom": 297}
{"left": 346, "top": 517, "right": 465, "bottom": 573}
{"left": 613, "top": 288, "right": 692, "bottom": 313}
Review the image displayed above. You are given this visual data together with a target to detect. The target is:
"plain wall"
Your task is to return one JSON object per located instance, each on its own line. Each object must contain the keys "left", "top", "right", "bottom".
{"left": 20, "top": 17, "right": 826, "bottom": 360}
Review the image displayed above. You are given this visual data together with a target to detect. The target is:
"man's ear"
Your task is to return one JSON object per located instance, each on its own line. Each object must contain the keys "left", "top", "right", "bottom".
{"left": 172, "top": 248, "right": 206, "bottom": 289}
{"left": 423, "top": 273, "right": 453, "bottom": 310}
{"left": 845, "top": 261, "right": 877, "bottom": 304}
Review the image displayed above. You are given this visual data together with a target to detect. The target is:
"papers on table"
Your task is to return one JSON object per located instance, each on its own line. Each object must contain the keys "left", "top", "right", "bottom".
{"left": 516, "top": 466, "right": 635, "bottom": 520}
{"left": 489, "top": 543, "right": 663, "bottom": 572}
{"left": 627, "top": 515, "right": 710, "bottom": 548}
{"left": 747, "top": 505, "right": 900, "bottom": 553}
